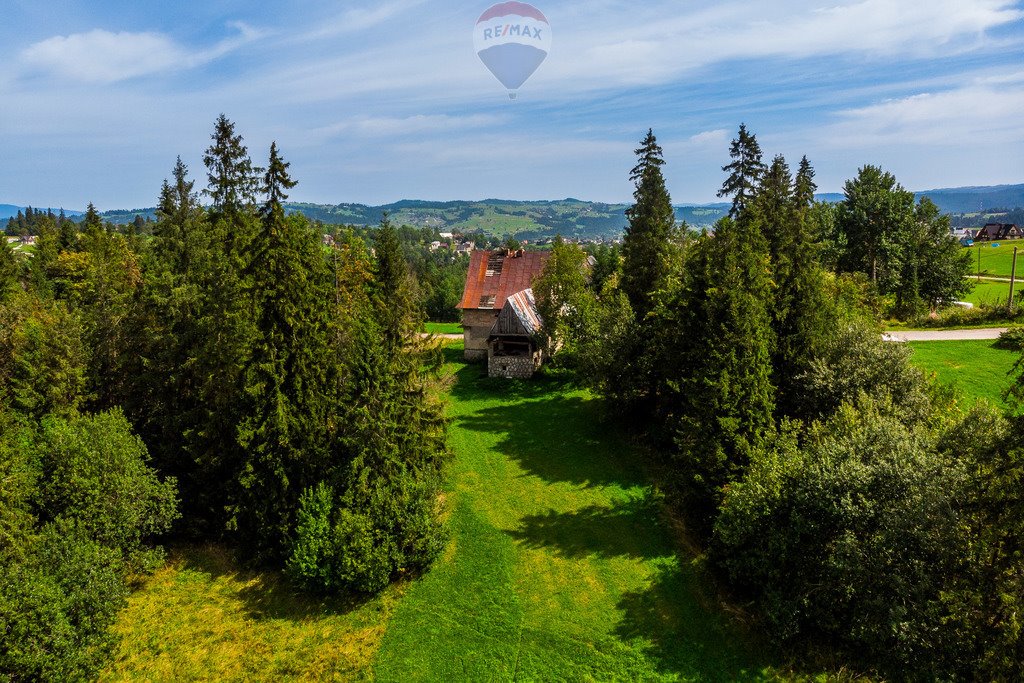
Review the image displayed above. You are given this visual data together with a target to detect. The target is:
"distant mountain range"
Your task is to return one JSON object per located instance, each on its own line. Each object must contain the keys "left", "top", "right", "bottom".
{"left": 4, "top": 183, "right": 1022, "bottom": 238}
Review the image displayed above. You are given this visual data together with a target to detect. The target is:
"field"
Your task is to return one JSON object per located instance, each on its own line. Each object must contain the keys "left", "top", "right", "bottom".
{"left": 963, "top": 279, "right": 1015, "bottom": 306}
{"left": 907, "top": 340, "right": 1019, "bottom": 407}
{"left": 106, "top": 342, "right": 776, "bottom": 681}
{"left": 102, "top": 545, "right": 403, "bottom": 681}
{"left": 423, "top": 321, "right": 461, "bottom": 335}
{"left": 964, "top": 242, "right": 1024, "bottom": 278}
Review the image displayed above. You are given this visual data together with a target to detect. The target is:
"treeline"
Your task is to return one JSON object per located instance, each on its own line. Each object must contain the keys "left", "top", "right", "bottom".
{"left": 0, "top": 116, "right": 447, "bottom": 679}
{"left": 5, "top": 205, "right": 156, "bottom": 237}
{"left": 537, "top": 127, "right": 1020, "bottom": 679}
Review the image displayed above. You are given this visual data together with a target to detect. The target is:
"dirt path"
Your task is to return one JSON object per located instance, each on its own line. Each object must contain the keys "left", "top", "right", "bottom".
{"left": 883, "top": 328, "right": 1008, "bottom": 342}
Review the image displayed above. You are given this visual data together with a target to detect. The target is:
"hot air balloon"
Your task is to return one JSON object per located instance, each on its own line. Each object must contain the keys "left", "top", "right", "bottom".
{"left": 473, "top": 2, "right": 551, "bottom": 99}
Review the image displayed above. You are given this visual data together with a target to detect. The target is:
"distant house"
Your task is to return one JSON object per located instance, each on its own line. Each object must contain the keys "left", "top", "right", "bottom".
{"left": 456, "top": 242, "right": 475, "bottom": 254}
{"left": 487, "top": 288, "right": 544, "bottom": 378}
{"left": 429, "top": 240, "right": 442, "bottom": 251}
{"left": 457, "top": 249, "right": 549, "bottom": 361}
{"left": 439, "top": 232, "right": 454, "bottom": 239}
{"left": 975, "top": 223, "right": 1023, "bottom": 241}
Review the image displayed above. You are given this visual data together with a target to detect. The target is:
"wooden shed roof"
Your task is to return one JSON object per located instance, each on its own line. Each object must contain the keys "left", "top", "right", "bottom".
{"left": 458, "top": 249, "right": 550, "bottom": 310}
{"left": 490, "top": 288, "right": 543, "bottom": 337}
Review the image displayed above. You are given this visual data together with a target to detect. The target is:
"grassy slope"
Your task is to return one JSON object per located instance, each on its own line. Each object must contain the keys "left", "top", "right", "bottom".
{"left": 106, "top": 343, "right": 774, "bottom": 681}
{"left": 963, "top": 279, "right": 1015, "bottom": 306}
{"left": 907, "top": 340, "right": 1019, "bottom": 407}
{"left": 965, "top": 242, "right": 1024, "bottom": 278}
{"left": 373, "top": 345, "right": 773, "bottom": 681}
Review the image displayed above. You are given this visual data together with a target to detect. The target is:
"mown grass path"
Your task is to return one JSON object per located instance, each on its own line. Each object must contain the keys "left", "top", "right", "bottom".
{"left": 373, "top": 345, "right": 772, "bottom": 681}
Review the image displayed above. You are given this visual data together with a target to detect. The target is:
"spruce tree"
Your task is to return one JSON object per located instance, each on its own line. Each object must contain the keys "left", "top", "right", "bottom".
{"left": 621, "top": 129, "right": 677, "bottom": 318}
{"left": 659, "top": 216, "right": 775, "bottom": 531}
{"left": 203, "top": 114, "right": 259, "bottom": 218}
{"left": 794, "top": 155, "right": 816, "bottom": 208}
{"left": 0, "top": 237, "right": 17, "bottom": 301}
{"left": 718, "top": 124, "right": 766, "bottom": 218}
{"left": 751, "top": 155, "right": 830, "bottom": 419}
{"left": 232, "top": 142, "right": 333, "bottom": 557}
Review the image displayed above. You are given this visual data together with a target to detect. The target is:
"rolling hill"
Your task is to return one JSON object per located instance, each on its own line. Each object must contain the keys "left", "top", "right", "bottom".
{"left": 6, "top": 183, "right": 1021, "bottom": 239}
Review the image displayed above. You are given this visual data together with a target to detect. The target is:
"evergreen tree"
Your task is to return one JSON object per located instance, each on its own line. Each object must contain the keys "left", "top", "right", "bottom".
{"left": 718, "top": 124, "right": 766, "bottom": 218}
{"left": 794, "top": 155, "right": 816, "bottom": 208}
{"left": 203, "top": 114, "right": 259, "bottom": 218}
{"left": 657, "top": 215, "right": 775, "bottom": 531}
{"left": 232, "top": 143, "right": 334, "bottom": 557}
{"left": 82, "top": 203, "right": 103, "bottom": 238}
{"left": 0, "top": 238, "right": 17, "bottom": 302}
{"left": 621, "top": 129, "right": 678, "bottom": 318}
{"left": 373, "top": 214, "right": 420, "bottom": 343}
{"left": 58, "top": 210, "right": 77, "bottom": 252}
{"left": 750, "top": 155, "right": 830, "bottom": 419}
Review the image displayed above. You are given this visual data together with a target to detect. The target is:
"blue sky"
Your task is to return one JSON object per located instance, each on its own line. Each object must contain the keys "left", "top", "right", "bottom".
{"left": 1, "top": 0, "right": 1022, "bottom": 209}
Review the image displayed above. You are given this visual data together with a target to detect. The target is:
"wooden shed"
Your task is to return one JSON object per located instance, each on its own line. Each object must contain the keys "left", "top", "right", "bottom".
{"left": 487, "top": 288, "right": 545, "bottom": 379}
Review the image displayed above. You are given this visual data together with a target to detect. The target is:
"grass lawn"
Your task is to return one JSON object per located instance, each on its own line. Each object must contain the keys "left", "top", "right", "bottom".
{"left": 423, "top": 321, "right": 462, "bottom": 335}
{"left": 965, "top": 242, "right": 1024, "bottom": 278}
{"left": 102, "top": 544, "right": 404, "bottom": 681}
{"left": 373, "top": 344, "right": 774, "bottom": 681}
{"left": 963, "top": 279, "right": 1015, "bottom": 306}
{"left": 106, "top": 342, "right": 777, "bottom": 681}
{"left": 907, "top": 340, "right": 1019, "bottom": 407}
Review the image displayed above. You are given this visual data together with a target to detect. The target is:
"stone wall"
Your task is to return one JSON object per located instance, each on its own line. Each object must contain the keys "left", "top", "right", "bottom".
{"left": 462, "top": 308, "right": 499, "bottom": 361}
{"left": 488, "top": 354, "right": 536, "bottom": 379}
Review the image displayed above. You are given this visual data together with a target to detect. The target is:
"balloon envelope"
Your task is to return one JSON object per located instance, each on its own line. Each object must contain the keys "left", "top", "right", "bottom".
{"left": 473, "top": 2, "right": 551, "bottom": 94}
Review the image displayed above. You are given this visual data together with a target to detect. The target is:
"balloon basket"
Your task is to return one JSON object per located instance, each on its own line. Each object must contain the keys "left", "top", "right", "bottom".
{"left": 508, "top": 92, "right": 517, "bottom": 101}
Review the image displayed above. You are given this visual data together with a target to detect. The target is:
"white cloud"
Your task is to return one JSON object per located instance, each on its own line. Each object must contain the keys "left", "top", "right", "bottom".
{"left": 824, "top": 78, "right": 1024, "bottom": 146}
{"left": 304, "top": 0, "right": 428, "bottom": 40}
{"left": 18, "top": 22, "right": 261, "bottom": 84}
{"left": 314, "top": 113, "right": 509, "bottom": 139}
{"left": 537, "top": 0, "right": 1024, "bottom": 92}
{"left": 688, "top": 129, "right": 729, "bottom": 145}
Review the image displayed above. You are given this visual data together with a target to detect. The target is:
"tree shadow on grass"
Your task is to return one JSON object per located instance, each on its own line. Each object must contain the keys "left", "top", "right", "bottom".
{"left": 506, "top": 497, "right": 670, "bottom": 560}
{"left": 169, "top": 543, "right": 377, "bottom": 622}
{"left": 455, "top": 394, "right": 643, "bottom": 489}
{"left": 614, "top": 561, "right": 778, "bottom": 681}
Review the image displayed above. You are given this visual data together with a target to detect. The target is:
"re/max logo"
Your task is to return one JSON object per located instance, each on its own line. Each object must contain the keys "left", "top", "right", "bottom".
{"left": 482, "top": 24, "right": 543, "bottom": 40}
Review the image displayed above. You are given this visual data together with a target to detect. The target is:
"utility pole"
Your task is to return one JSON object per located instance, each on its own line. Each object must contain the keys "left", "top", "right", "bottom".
{"left": 1009, "top": 247, "right": 1018, "bottom": 315}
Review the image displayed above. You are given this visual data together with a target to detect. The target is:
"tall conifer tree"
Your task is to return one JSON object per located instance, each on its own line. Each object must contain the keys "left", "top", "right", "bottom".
{"left": 718, "top": 124, "right": 766, "bottom": 218}
{"left": 621, "top": 129, "right": 677, "bottom": 318}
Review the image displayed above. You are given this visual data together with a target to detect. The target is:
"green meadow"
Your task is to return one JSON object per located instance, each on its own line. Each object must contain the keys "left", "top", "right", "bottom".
{"left": 106, "top": 342, "right": 776, "bottom": 681}
{"left": 907, "top": 339, "right": 1019, "bottom": 407}
{"left": 965, "top": 242, "right": 1024, "bottom": 278}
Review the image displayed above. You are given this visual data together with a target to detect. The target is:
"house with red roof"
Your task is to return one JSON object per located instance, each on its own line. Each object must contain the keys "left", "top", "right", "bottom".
{"left": 457, "top": 248, "right": 549, "bottom": 361}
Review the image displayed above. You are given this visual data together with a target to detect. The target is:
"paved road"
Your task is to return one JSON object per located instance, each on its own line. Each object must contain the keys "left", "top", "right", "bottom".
{"left": 883, "top": 328, "right": 1008, "bottom": 342}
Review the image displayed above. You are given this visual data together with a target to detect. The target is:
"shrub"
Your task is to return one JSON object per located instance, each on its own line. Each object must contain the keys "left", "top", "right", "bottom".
{"left": 794, "top": 322, "right": 931, "bottom": 425}
{"left": 713, "top": 397, "right": 968, "bottom": 677}
{"left": 0, "top": 520, "right": 128, "bottom": 682}
{"left": 287, "top": 470, "right": 445, "bottom": 595}
{"left": 995, "top": 326, "right": 1024, "bottom": 351}
{"left": 33, "top": 410, "right": 179, "bottom": 568}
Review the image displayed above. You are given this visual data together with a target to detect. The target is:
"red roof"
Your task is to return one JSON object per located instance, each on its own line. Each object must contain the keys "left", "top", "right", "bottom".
{"left": 458, "top": 249, "right": 550, "bottom": 310}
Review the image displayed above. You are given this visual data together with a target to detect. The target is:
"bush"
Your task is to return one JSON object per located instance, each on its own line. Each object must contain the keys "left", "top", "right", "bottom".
{"left": 287, "top": 470, "right": 445, "bottom": 595}
{"left": 33, "top": 410, "right": 179, "bottom": 568}
{"left": 794, "top": 322, "right": 932, "bottom": 425}
{"left": 0, "top": 520, "right": 128, "bottom": 682}
{"left": 713, "top": 397, "right": 968, "bottom": 677}
{"left": 995, "top": 326, "right": 1024, "bottom": 350}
